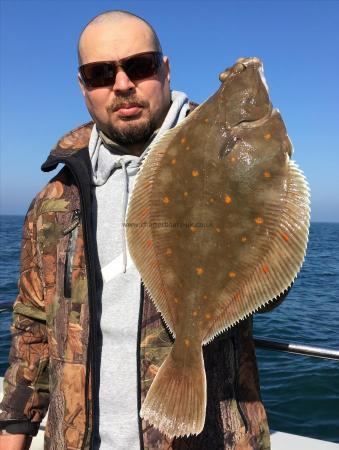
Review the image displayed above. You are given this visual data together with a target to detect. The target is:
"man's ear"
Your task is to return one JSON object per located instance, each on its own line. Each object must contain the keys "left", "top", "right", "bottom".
{"left": 78, "top": 73, "right": 86, "bottom": 96}
{"left": 163, "top": 56, "right": 170, "bottom": 84}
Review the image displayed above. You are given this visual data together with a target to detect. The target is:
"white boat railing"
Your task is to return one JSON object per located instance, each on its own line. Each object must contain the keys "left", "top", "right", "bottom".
{"left": 254, "top": 337, "right": 339, "bottom": 360}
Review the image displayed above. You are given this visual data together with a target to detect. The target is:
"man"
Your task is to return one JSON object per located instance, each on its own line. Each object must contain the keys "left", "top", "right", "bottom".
{"left": 0, "top": 10, "right": 286, "bottom": 450}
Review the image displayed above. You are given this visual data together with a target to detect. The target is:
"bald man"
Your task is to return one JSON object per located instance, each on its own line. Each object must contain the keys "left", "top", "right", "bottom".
{"left": 0, "top": 10, "right": 273, "bottom": 450}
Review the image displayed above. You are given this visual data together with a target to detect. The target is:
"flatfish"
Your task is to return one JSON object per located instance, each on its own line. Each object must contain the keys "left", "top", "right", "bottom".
{"left": 126, "top": 57, "right": 310, "bottom": 438}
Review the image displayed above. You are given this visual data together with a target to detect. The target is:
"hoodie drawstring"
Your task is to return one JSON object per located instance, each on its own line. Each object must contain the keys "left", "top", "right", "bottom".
{"left": 120, "top": 158, "right": 129, "bottom": 273}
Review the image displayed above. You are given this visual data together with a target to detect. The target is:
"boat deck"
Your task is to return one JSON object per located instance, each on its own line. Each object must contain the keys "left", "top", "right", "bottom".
{"left": 270, "top": 431, "right": 339, "bottom": 449}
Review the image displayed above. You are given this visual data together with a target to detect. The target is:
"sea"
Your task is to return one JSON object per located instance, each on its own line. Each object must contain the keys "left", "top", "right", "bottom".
{"left": 0, "top": 216, "right": 338, "bottom": 443}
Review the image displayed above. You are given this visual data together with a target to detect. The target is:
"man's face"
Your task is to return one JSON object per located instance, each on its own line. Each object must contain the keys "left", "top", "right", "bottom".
{"left": 78, "top": 19, "right": 171, "bottom": 147}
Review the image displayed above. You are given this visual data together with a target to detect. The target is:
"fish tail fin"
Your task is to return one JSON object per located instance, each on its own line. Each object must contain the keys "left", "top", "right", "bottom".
{"left": 140, "top": 342, "right": 207, "bottom": 438}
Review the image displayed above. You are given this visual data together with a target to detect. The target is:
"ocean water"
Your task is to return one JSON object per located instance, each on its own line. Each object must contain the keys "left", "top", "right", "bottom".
{"left": 0, "top": 216, "right": 338, "bottom": 443}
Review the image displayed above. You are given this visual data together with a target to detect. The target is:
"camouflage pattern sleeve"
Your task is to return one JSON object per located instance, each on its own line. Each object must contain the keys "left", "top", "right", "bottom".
{"left": 0, "top": 196, "right": 49, "bottom": 433}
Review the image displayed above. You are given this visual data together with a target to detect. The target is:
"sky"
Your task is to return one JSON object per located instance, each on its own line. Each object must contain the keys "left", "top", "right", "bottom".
{"left": 0, "top": 0, "right": 338, "bottom": 221}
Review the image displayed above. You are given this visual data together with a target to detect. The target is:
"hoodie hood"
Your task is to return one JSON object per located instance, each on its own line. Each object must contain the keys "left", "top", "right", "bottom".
{"left": 88, "top": 90, "right": 190, "bottom": 187}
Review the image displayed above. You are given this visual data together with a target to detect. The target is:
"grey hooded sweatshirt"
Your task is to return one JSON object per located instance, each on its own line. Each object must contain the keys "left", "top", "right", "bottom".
{"left": 88, "top": 91, "right": 190, "bottom": 449}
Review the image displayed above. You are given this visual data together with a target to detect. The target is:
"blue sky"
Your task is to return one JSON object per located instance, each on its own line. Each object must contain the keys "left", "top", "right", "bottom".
{"left": 1, "top": 0, "right": 338, "bottom": 221}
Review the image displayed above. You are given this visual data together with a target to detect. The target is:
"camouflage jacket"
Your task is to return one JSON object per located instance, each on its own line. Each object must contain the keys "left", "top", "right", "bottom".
{"left": 0, "top": 117, "right": 283, "bottom": 450}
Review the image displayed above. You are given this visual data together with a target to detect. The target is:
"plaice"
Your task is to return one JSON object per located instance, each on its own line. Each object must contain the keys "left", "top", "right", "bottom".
{"left": 125, "top": 57, "right": 310, "bottom": 438}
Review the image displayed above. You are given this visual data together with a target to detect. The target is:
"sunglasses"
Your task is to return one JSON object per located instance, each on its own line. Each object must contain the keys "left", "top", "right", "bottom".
{"left": 79, "top": 51, "right": 163, "bottom": 88}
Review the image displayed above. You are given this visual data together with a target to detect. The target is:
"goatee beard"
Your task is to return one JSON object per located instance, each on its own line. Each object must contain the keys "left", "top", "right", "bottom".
{"left": 105, "top": 118, "right": 157, "bottom": 146}
{"left": 105, "top": 95, "right": 157, "bottom": 146}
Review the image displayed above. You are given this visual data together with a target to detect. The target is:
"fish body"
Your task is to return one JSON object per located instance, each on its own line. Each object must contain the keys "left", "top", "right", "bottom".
{"left": 126, "top": 57, "right": 310, "bottom": 438}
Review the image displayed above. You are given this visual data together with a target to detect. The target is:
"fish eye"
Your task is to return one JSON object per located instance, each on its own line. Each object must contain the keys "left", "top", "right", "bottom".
{"left": 232, "top": 63, "right": 246, "bottom": 74}
{"left": 219, "top": 71, "right": 229, "bottom": 82}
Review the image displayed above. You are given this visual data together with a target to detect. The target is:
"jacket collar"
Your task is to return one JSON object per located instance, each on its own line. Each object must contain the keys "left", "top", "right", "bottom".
{"left": 51, "top": 121, "right": 94, "bottom": 158}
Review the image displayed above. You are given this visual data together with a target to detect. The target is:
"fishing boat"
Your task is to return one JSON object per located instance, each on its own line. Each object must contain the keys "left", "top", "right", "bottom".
{"left": 1, "top": 338, "right": 338, "bottom": 449}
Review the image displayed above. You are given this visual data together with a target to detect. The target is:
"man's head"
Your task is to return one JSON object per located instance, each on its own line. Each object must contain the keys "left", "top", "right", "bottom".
{"left": 78, "top": 10, "right": 171, "bottom": 152}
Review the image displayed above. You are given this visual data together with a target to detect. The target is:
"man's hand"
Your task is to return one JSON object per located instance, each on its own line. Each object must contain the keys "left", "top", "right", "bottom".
{"left": 0, "top": 434, "right": 32, "bottom": 450}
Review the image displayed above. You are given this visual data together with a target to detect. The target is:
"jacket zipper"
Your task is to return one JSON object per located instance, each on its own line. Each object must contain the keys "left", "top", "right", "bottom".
{"left": 63, "top": 209, "right": 81, "bottom": 298}
{"left": 232, "top": 335, "right": 249, "bottom": 433}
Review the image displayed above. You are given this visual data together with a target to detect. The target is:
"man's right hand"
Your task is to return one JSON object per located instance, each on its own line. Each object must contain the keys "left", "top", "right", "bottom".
{"left": 0, "top": 434, "right": 32, "bottom": 450}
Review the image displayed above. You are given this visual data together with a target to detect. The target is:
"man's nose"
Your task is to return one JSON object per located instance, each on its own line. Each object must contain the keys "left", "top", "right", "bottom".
{"left": 113, "top": 67, "right": 135, "bottom": 93}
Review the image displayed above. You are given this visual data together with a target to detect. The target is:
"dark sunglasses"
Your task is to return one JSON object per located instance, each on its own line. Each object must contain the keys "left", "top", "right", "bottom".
{"left": 79, "top": 51, "right": 163, "bottom": 88}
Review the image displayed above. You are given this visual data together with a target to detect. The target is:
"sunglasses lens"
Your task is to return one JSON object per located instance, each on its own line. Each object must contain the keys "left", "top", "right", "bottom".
{"left": 80, "top": 52, "right": 162, "bottom": 88}
{"left": 81, "top": 63, "right": 117, "bottom": 88}
{"left": 124, "top": 53, "right": 161, "bottom": 81}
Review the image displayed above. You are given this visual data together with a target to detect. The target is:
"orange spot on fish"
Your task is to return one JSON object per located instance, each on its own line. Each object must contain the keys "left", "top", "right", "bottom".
{"left": 171, "top": 159, "right": 176, "bottom": 165}
{"left": 183, "top": 191, "right": 189, "bottom": 197}
{"left": 180, "top": 137, "right": 187, "bottom": 145}
{"left": 262, "top": 264, "right": 269, "bottom": 274}
{"left": 263, "top": 170, "right": 271, "bottom": 178}
{"left": 203, "top": 295, "right": 208, "bottom": 300}
{"left": 255, "top": 217, "right": 264, "bottom": 224}
{"left": 233, "top": 292, "right": 241, "bottom": 301}
{"left": 192, "top": 310, "right": 198, "bottom": 317}
{"left": 205, "top": 313, "right": 212, "bottom": 320}
{"left": 241, "top": 236, "right": 247, "bottom": 242}
{"left": 209, "top": 198, "right": 214, "bottom": 203}
{"left": 264, "top": 133, "right": 272, "bottom": 140}
{"left": 186, "top": 146, "right": 191, "bottom": 150}
{"left": 204, "top": 118, "right": 209, "bottom": 123}
{"left": 228, "top": 271, "right": 237, "bottom": 278}
{"left": 281, "top": 232, "right": 289, "bottom": 242}
{"left": 141, "top": 207, "right": 150, "bottom": 218}
{"left": 231, "top": 156, "right": 236, "bottom": 162}
{"left": 162, "top": 196, "right": 170, "bottom": 204}
{"left": 146, "top": 239, "right": 152, "bottom": 247}
{"left": 148, "top": 364, "right": 159, "bottom": 376}
{"left": 224, "top": 195, "right": 232, "bottom": 204}
{"left": 216, "top": 227, "right": 221, "bottom": 233}
{"left": 190, "top": 226, "right": 197, "bottom": 232}
{"left": 196, "top": 267, "right": 204, "bottom": 276}
{"left": 165, "top": 248, "right": 172, "bottom": 256}
{"left": 192, "top": 169, "right": 199, "bottom": 177}
{"left": 174, "top": 297, "right": 180, "bottom": 304}
{"left": 184, "top": 338, "right": 190, "bottom": 347}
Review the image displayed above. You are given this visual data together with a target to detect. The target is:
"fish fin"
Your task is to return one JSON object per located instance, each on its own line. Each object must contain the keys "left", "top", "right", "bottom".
{"left": 140, "top": 342, "right": 207, "bottom": 438}
{"left": 126, "top": 107, "right": 203, "bottom": 334}
{"left": 203, "top": 159, "right": 310, "bottom": 344}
